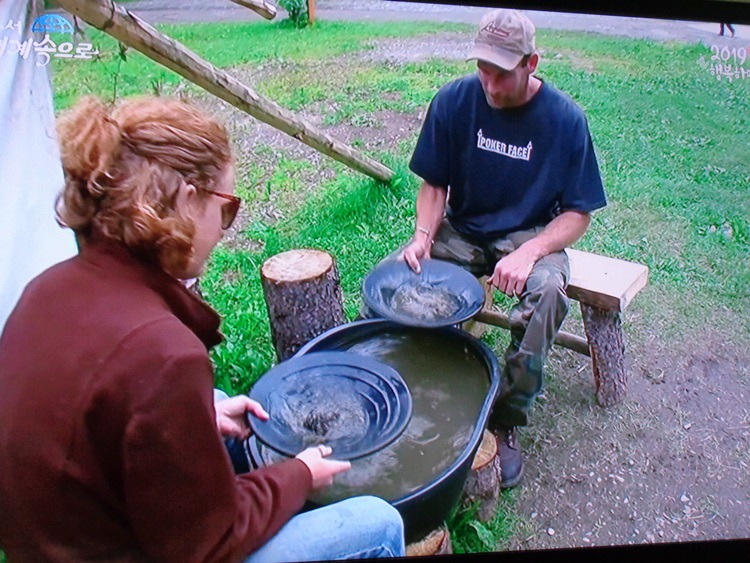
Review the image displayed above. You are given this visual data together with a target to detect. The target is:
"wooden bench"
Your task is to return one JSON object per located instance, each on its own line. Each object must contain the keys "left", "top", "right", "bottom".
{"left": 472, "top": 249, "right": 649, "bottom": 406}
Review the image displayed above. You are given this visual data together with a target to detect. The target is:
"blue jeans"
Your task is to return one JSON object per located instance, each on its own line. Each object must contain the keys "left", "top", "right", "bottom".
{"left": 214, "top": 391, "right": 406, "bottom": 560}
{"left": 246, "top": 496, "right": 405, "bottom": 561}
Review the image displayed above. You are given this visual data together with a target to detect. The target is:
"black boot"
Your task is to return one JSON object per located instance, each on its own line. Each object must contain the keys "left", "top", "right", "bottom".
{"left": 493, "top": 425, "right": 523, "bottom": 488}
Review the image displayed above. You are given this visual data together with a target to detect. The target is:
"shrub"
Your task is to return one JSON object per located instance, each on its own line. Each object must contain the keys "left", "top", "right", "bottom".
{"left": 278, "top": 0, "right": 310, "bottom": 28}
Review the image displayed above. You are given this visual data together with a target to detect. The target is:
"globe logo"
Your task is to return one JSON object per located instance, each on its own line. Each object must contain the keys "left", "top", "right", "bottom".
{"left": 31, "top": 14, "right": 74, "bottom": 34}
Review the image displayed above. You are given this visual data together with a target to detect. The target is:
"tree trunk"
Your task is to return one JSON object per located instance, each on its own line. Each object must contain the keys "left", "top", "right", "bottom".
{"left": 580, "top": 302, "right": 627, "bottom": 406}
{"left": 261, "top": 249, "right": 345, "bottom": 361}
{"left": 462, "top": 429, "right": 501, "bottom": 522}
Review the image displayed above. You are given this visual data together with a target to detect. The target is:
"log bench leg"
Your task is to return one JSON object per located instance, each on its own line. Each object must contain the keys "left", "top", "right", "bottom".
{"left": 580, "top": 302, "right": 627, "bottom": 406}
{"left": 460, "top": 276, "right": 493, "bottom": 339}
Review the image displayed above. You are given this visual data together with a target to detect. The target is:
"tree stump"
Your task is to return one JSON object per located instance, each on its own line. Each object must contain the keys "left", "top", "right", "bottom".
{"left": 580, "top": 302, "right": 626, "bottom": 407}
{"left": 405, "top": 526, "right": 452, "bottom": 557}
{"left": 462, "top": 429, "right": 501, "bottom": 522}
{"left": 260, "top": 249, "right": 346, "bottom": 361}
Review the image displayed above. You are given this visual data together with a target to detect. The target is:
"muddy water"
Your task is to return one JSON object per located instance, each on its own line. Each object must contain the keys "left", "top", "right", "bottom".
{"left": 256, "top": 329, "right": 490, "bottom": 503}
{"left": 389, "top": 282, "right": 462, "bottom": 322}
{"left": 265, "top": 375, "right": 370, "bottom": 449}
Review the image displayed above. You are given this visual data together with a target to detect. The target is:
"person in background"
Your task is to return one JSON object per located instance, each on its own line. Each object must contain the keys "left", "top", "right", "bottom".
{"left": 0, "top": 96, "right": 405, "bottom": 562}
{"left": 719, "top": 22, "right": 735, "bottom": 37}
{"left": 397, "top": 9, "right": 607, "bottom": 488}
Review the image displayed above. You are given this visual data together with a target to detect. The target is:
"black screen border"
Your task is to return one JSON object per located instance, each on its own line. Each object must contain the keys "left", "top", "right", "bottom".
{"left": 390, "top": 0, "right": 750, "bottom": 24}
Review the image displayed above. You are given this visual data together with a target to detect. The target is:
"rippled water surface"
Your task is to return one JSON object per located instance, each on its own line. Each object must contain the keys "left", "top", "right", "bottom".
{"left": 389, "top": 282, "right": 463, "bottom": 322}
{"left": 257, "top": 329, "right": 491, "bottom": 503}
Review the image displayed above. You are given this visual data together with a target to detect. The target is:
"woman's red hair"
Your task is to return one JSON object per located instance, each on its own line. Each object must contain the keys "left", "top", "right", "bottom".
{"left": 55, "top": 96, "right": 233, "bottom": 273}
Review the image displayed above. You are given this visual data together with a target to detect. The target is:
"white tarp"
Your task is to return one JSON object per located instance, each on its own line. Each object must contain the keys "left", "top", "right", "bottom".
{"left": 0, "top": 0, "right": 77, "bottom": 331}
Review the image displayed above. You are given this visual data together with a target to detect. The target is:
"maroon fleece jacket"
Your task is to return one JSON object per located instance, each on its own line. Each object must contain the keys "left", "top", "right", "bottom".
{"left": 0, "top": 235, "right": 312, "bottom": 562}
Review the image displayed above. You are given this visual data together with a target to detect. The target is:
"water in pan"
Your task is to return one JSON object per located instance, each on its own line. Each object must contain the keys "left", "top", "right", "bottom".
{"left": 258, "top": 329, "right": 490, "bottom": 503}
{"left": 389, "top": 282, "right": 463, "bottom": 321}
{"left": 266, "top": 377, "right": 370, "bottom": 448}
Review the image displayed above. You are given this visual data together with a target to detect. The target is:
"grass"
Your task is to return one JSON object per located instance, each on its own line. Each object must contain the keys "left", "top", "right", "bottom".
{"left": 50, "top": 20, "right": 466, "bottom": 111}
{"left": 50, "top": 18, "right": 750, "bottom": 552}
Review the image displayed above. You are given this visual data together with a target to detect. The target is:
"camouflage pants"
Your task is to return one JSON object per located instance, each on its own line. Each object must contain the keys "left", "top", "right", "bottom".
{"left": 370, "top": 219, "right": 570, "bottom": 428}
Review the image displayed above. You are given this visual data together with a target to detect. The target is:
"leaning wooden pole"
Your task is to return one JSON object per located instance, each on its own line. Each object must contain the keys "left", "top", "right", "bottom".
{"left": 227, "top": 0, "right": 277, "bottom": 21}
{"left": 56, "top": 0, "right": 394, "bottom": 183}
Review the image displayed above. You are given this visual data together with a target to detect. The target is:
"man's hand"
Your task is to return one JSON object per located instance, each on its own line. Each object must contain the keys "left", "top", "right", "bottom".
{"left": 488, "top": 246, "right": 538, "bottom": 297}
{"left": 401, "top": 181, "right": 447, "bottom": 273}
{"left": 401, "top": 238, "right": 431, "bottom": 273}
{"left": 489, "top": 211, "right": 591, "bottom": 297}
{"left": 215, "top": 396, "right": 269, "bottom": 439}
{"left": 296, "top": 445, "right": 352, "bottom": 491}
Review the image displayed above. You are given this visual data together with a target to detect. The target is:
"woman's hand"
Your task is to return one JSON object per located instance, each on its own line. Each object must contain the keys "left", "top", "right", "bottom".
{"left": 296, "top": 445, "right": 351, "bottom": 490}
{"left": 215, "top": 396, "right": 269, "bottom": 439}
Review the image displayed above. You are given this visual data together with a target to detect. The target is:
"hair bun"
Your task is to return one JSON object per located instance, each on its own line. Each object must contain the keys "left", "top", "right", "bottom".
{"left": 56, "top": 96, "right": 121, "bottom": 182}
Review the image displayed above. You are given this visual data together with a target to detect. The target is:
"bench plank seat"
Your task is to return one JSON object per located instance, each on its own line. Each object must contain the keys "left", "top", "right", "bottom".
{"left": 566, "top": 248, "right": 650, "bottom": 312}
{"left": 474, "top": 248, "right": 650, "bottom": 407}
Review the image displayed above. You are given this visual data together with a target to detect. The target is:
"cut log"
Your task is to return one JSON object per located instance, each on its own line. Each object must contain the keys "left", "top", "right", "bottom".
{"left": 405, "top": 526, "right": 452, "bottom": 557}
{"left": 261, "top": 249, "right": 345, "bottom": 361}
{"left": 55, "top": 0, "right": 394, "bottom": 183}
{"left": 462, "top": 429, "right": 501, "bottom": 522}
{"left": 580, "top": 302, "right": 626, "bottom": 406}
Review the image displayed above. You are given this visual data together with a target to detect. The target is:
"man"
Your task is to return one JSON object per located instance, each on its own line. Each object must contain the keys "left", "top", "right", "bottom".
{"left": 400, "top": 9, "right": 607, "bottom": 488}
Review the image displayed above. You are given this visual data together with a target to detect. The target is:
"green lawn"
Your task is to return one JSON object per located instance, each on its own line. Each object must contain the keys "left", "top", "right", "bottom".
{"left": 50, "top": 18, "right": 750, "bottom": 553}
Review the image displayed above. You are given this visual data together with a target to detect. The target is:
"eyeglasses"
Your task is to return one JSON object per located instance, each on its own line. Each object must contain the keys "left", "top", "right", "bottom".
{"left": 201, "top": 189, "right": 241, "bottom": 230}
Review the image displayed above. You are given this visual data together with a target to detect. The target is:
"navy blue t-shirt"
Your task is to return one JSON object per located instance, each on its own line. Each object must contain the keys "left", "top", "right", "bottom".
{"left": 409, "top": 75, "right": 607, "bottom": 240}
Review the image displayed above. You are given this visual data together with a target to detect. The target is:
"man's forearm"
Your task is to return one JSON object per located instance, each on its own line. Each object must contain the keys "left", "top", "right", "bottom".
{"left": 413, "top": 181, "right": 448, "bottom": 247}
{"left": 520, "top": 210, "right": 591, "bottom": 261}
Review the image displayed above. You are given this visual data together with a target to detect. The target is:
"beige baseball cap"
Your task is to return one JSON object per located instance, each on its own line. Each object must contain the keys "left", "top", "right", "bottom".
{"left": 467, "top": 9, "right": 536, "bottom": 70}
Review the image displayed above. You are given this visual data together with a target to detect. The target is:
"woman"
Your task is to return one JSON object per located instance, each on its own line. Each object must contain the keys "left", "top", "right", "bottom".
{"left": 0, "top": 96, "right": 405, "bottom": 561}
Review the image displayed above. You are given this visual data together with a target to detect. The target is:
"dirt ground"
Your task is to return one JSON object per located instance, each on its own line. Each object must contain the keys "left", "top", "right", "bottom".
{"left": 128, "top": 0, "right": 750, "bottom": 550}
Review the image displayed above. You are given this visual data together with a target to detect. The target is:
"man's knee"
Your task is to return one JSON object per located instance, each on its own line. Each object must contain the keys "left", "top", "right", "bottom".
{"left": 524, "top": 266, "right": 569, "bottom": 312}
{"left": 537, "top": 280, "right": 570, "bottom": 315}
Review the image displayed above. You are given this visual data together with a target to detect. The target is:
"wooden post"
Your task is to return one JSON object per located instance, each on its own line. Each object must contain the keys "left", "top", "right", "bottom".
{"left": 460, "top": 276, "right": 492, "bottom": 339}
{"left": 307, "top": 0, "right": 316, "bottom": 24}
{"left": 260, "top": 249, "right": 346, "bottom": 361}
{"left": 580, "top": 302, "right": 626, "bottom": 406}
{"left": 405, "top": 526, "right": 452, "bottom": 557}
{"left": 462, "top": 429, "right": 501, "bottom": 522}
{"left": 55, "top": 0, "right": 395, "bottom": 183}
